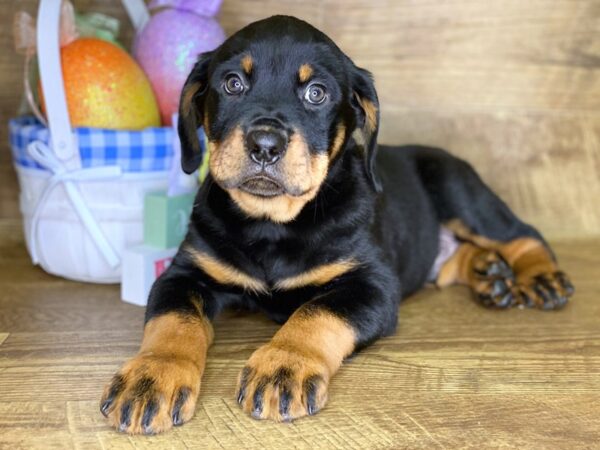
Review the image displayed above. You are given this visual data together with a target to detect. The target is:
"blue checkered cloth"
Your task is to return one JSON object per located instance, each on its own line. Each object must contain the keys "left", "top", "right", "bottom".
{"left": 8, "top": 116, "right": 202, "bottom": 173}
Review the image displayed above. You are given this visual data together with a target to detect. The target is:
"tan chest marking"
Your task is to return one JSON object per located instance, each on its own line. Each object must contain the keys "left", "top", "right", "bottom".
{"left": 274, "top": 259, "right": 358, "bottom": 291}
{"left": 188, "top": 247, "right": 357, "bottom": 294}
{"left": 187, "top": 248, "right": 268, "bottom": 294}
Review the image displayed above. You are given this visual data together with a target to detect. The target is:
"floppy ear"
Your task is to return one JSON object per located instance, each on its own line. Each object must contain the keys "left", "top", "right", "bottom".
{"left": 350, "top": 66, "right": 382, "bottom": 192}
{"left": 178, "top": 52, "right": 213, "bottom": 174}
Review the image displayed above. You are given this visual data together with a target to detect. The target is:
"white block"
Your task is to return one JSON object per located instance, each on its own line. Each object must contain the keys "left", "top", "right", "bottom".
{"left": 121, "top": 245, "right": 177, "bottom": 306}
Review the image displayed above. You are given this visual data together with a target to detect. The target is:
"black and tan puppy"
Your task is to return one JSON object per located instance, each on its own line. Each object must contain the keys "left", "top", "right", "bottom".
{"left": 100, "top": 15, "right": 574, "bottom": 434}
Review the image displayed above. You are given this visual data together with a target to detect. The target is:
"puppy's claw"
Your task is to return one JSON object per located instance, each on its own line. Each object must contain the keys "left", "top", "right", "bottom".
{"left": 172, "top": 388, "right": 190, "bottom": 426}
{"left": 119, "top": 401, "right": 132, "bottom": 432}
{"left": 100, "top": 400, "right": 112, "bottom": 418}
{"left": 142, "top": 400, "right": 158, "bottom": 433}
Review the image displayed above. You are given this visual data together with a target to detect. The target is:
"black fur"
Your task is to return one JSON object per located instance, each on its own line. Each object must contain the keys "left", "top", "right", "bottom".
{"left": 148, "top": 16, "right": 553, "bottom": 354}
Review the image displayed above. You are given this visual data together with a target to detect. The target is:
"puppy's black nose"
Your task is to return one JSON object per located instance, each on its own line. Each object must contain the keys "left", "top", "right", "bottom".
{"left": 246, "top": 129, "right": 287, "bottom": 166}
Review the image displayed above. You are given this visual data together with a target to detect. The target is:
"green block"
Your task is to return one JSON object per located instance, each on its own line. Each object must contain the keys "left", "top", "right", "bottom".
{"left": 144, "top": 191, "right": 195, "bottom": 249}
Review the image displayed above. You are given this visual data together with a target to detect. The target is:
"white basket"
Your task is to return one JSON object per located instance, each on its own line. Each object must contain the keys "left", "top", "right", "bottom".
{"left": 17, "top": 167, "right": 170, "bottom": 283}
{"left": 11, "top": 0, "right": 172, "bottom": 283}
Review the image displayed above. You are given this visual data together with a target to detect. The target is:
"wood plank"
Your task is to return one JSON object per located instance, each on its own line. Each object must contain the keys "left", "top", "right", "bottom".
{"left": 377, "top": 108, "right": 600, "bottom": 239}
{"left": 0, "top": 395, "right": 598, "bottom": 449}
{"left": 0, "top": 238, "right": 599, "bottom": 447}
{"left": 2, "top": 1, "right": 600, "bottom": 238}
{"left": 218, "top": 0, "right": 325, "bottom": 33}
{"left": 2, "top": 3, "right": 599, "bottom": 446}
{"left": 0, "top": 168, "right": 19, "bottom": 221}
{"left": 324, "top": 0, "right": 600, "bottom": 112}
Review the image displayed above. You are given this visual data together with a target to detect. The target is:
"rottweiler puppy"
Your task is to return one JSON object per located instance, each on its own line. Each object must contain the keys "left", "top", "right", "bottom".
{"left": 100, "top": 15, "right": 574, "bottom": 434}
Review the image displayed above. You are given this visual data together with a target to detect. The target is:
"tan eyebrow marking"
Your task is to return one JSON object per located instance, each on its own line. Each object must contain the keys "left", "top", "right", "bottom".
{"left": 298, "top": 63, "right": 314, "bottom": 83}
{"left": 241, "top": 55, "right": 253, "bottom": 74}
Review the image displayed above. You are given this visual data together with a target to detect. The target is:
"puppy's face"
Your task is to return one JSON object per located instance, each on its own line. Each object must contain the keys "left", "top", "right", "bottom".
{"left": 179, "top": 15, "right": 380, "bottom": 222}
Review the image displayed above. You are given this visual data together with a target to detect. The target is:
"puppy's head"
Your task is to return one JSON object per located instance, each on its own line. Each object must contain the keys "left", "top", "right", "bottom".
{"left": 179, "top": 15, "right": 380, "bottom": 223}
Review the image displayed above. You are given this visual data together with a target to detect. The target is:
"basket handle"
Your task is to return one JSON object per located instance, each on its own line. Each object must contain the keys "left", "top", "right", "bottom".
{"left": 121, "top": 0, "right": 150, "bottom": 32}
{"left": 31, "top": 0, "right": 150, "bottom": 269}
{"left": 36, "top": 0, "right": 77, "bottom": 164}
{"left": 36, "top": 0, "right": 149, "bottom": 166}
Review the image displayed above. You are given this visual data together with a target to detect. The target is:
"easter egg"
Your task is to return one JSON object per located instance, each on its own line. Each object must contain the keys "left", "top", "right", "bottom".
{"left": 41, "top": 38, "right": 160, "bottom": 130}
{"left": 134, "top": 8, "right": 225, "bottom": 126}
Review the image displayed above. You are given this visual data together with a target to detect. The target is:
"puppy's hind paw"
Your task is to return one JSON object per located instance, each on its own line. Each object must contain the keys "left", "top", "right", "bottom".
{"left": 472, "top": 250, "right": 517, "bottom": 309}
{"left": 513, "top": 271, "right": 574, "bottom": 310}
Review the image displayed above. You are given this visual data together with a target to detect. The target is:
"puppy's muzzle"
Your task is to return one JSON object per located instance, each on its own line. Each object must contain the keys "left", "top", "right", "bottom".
{"left": 246, "top": 128, "right": 288, "bottom": 167}
{"left": 239, "top": 120, "right": 291, "bottom": 198}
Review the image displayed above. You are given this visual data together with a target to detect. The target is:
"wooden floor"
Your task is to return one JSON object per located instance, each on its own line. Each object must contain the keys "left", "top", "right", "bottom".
{"left": 0, "top": 219, "right": 599, "bottom": 449}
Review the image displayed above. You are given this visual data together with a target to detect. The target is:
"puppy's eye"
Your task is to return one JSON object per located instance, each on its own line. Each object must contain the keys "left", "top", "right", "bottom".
{"left": 304, "top": 84, "right": 327, "bottom": 105}
{"left": 224, "top": 74, "right": 244, "bottom": 95}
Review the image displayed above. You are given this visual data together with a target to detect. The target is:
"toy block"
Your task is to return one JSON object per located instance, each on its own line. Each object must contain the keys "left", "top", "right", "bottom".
{"left": 143, "top": 191, "right": 194, "bottom": 249}
{"left": 121, "top": 245, "right": 177, "bottom": 306}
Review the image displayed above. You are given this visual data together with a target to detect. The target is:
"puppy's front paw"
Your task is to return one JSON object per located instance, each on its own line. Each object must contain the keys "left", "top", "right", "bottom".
{"left": 236, "top": 344, "right": 329, "bottom": 422}
{"left": 100, "top": 354, "right": 201, "bottom": 434}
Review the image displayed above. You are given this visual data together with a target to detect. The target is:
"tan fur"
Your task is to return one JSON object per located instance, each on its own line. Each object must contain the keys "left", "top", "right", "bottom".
{"left": 241, "top": 55, "right": 253, "bottom": 74}
{"left": 229, "top": 147, "right": 329, "bottom": 223}
{"left": 436, "top": 224, "right": 564, "bottom": 307}
{"left": 436, "top": 242, "right": 482, "bottom": 287}
{"left": 443, "top": 219, "right": 501, "bottom": 249}
{"left": 209, "top": 126, "right": 329, "bottom": 222}
{"left": 281, "top": 133, "right": 328, "bottom": 193}
{"left": 140, "top": 310, "right": 214, "bottom": 359}
{"left": 442, "top": 220, "right": 558, "bottom": 283}
{"left": 208, "top": 127, "right": 246, "bottom": 183}
{"left": 238, "top": 309, "right": 356, "bottom": 421}
{"left": 499, "top": 238, "right": 558, "bottom": 282}
{"left": 274, "top": 309, "right": 356, "bottom": 372}
{"left": 203, "top": 114, "right": 211, "bottom": 138}
{"left": 329, "top": 123, "right": 346, "bottom": 160}
{"left": 275, "top": 259, "right": 357, "bottom": 290}
{"left": 356, "top": 97, "right": 378, "bottom": 133}
{"left": 101, "top": 312, "right": 212, "bottom": 434}
{"left": 228, "top": 189, "right": 310, "bottom": 223}
{"left": 298, "top": 63, "right": 313, "bottom": 83}
{"left": 187, "top": 247, "right": 268, "bottom": 294}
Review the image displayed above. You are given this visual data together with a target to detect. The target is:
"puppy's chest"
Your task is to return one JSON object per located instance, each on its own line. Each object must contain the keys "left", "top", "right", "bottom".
{"left": 253, "top": 243, "right": 356, "bottom": 292}
{"left": 205, "top": 240, "right": 357, "bottom": 295}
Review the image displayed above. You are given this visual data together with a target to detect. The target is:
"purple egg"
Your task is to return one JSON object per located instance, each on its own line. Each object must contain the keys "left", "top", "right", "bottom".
{"left": 134, "top": 9, "right": 225, "bottom": 125}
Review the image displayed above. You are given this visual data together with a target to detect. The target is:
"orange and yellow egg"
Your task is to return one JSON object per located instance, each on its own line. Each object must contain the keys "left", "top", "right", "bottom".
{"left": 41, "top": 38, "right": 160, "bottom": 130}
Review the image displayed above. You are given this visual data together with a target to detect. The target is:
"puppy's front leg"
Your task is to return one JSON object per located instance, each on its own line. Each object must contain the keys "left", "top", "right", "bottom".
{"left": 100, "top": 260, "right": 215, "bottom": 435}
{"left": 237, "top": 272, "right": 398, "bottom": 422}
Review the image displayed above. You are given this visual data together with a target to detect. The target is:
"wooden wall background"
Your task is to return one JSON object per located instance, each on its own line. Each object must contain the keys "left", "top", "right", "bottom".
{"left": 1, "top": 0, "right": 599, "bottom": 239}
